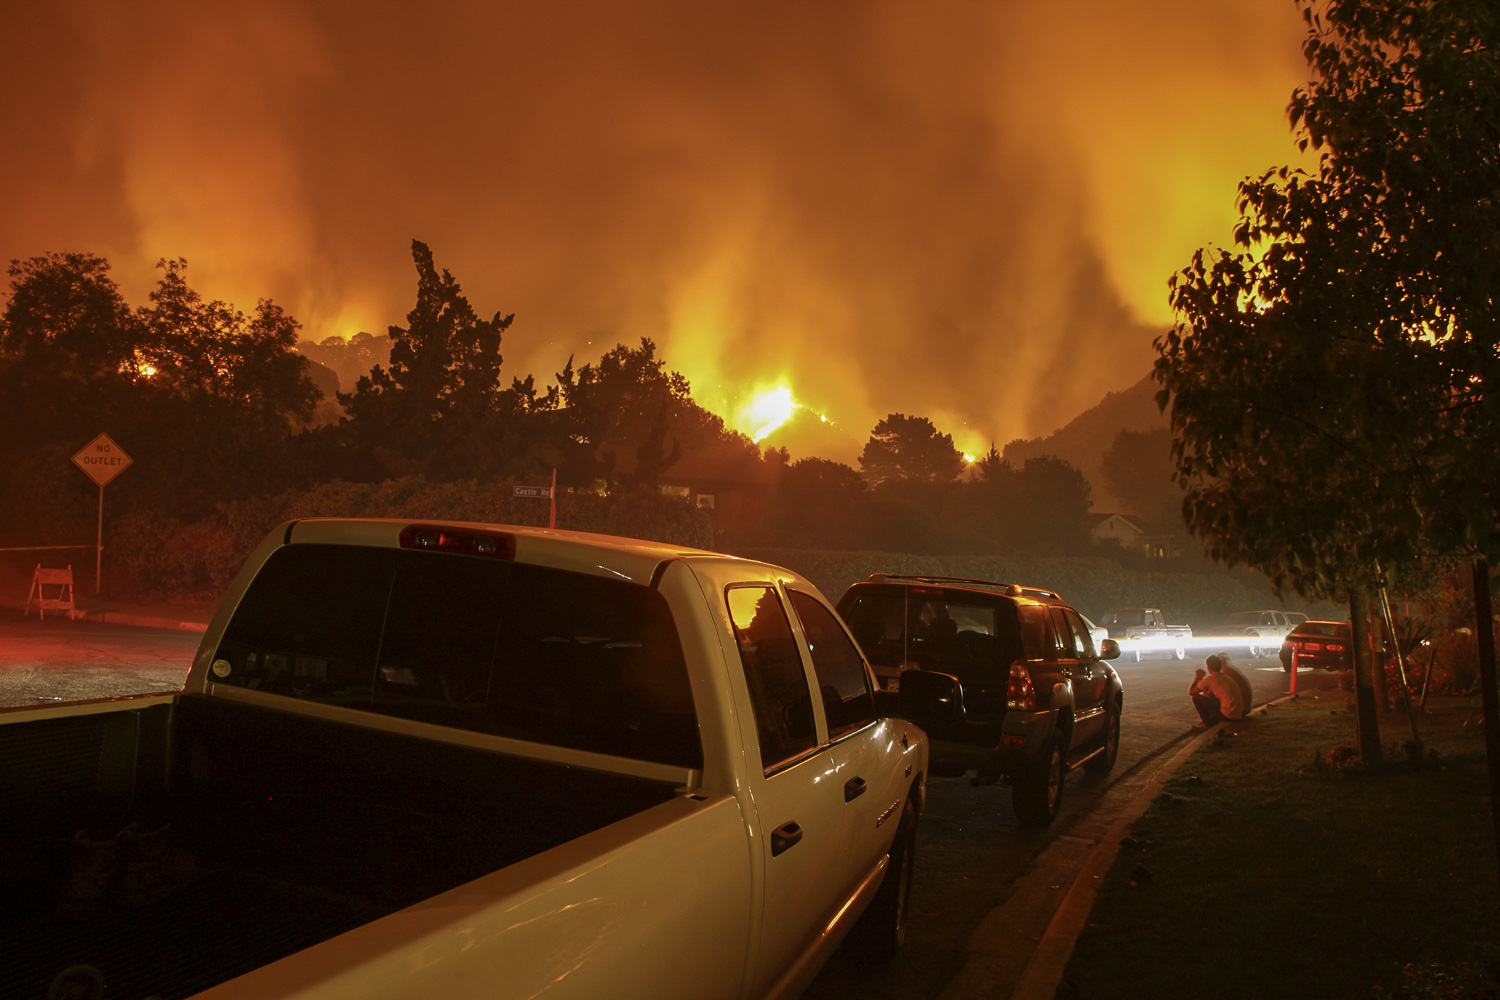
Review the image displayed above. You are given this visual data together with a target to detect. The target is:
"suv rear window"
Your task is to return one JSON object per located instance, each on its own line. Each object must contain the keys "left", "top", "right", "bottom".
{"left": 209, "top": 544, "right": 701, "bottom": 769}
{"left": 838, "top": 587, "right": 1024, "bottom": 673}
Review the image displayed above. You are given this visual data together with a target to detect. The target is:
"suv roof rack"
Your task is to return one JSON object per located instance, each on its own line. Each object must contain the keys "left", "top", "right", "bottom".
{"left": 862, "top": 573, "right": 1061, "bottom": 601}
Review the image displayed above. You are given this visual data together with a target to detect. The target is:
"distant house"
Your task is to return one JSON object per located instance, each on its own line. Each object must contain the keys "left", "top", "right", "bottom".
{"left": 1090, "top": 512, "right": 1179, "bottom": 559}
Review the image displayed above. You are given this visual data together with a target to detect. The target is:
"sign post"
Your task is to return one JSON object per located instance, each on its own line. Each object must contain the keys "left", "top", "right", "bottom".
{"left": 71, "top": 433, "right": 132, "bottom": 595}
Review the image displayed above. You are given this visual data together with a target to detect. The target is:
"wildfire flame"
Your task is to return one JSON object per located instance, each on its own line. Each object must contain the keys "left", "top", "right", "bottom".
{"left": 740, "top": 385, "right": 798, "bottom": 442}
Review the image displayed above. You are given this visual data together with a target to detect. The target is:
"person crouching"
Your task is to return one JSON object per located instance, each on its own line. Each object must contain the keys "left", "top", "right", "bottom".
{"left": 1189, "top": 653, "right": 1246, "bottom": 728}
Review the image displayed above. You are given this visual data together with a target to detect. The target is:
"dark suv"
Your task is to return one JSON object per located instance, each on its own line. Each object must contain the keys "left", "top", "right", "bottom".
{"left": 837, "top": 574, "right": 1123, "bottom": 826}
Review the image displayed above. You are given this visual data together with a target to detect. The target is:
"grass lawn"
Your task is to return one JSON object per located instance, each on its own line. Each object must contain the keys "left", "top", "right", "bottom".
{"left": 1061, "top": 694, "right": 1500, "bottom": 1000}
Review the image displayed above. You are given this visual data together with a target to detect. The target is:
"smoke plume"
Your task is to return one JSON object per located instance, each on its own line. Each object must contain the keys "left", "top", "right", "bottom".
{"left": 1, "top": 1, "right": 1310, "bottom": 455}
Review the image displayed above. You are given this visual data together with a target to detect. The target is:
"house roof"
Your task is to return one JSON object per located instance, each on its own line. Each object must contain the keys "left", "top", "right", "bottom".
{"left": 1090, "top": 512, "right": 1150, "bottom": 534}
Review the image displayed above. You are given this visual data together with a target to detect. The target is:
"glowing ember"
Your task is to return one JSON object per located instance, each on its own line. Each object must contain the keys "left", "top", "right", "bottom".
{"left": 742, "top": 386, "right": 798, "bottom": 442}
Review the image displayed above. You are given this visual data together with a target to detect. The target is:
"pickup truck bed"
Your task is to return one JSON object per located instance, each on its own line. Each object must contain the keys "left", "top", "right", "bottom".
{"left": 0, "top": 695, "right": 678, "bottom": 1000}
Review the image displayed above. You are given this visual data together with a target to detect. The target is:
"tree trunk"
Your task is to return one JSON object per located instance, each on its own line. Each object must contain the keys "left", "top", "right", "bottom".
{"left": 1471, "top": 557, "right": 1500, "bottom": 896}
{"left": 1350, "top": 587, "right": 1381, "bottom": 764}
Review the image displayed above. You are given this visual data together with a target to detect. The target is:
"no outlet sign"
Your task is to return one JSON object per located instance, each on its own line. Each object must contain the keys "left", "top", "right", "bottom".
{"left": 72, "top": 433, "right": 133, "bottom": 487}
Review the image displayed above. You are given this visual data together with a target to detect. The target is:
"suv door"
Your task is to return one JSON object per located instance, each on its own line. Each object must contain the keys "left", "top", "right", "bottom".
{"left": 1047, "top": 607, "right": 1094, "bottom": 745}
{"left": 1059, "top": 607, "right": 1106, "bottom": 745}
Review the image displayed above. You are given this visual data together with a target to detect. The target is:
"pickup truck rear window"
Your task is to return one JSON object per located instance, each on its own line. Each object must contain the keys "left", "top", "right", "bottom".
{"left": 209, "top": 544, "right": 702, "bottom": 769}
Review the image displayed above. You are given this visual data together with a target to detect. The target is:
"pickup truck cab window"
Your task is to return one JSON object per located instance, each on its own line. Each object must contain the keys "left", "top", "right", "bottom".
{"left": 210, "top": 544, "right": 702, "bottom": 769}
{"left": 725, "top": 584, "right": 817, "bottom": 773}
{"left": 787, "top": 589, "right": 875, "bottom": 740}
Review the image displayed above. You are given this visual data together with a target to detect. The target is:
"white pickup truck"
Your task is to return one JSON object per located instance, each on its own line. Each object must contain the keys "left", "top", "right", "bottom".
{"left": 0, "top": 519, "right": 958, "bottom": 1000}
{"left": 1098, "top": 607, "right": 1194, "bottom": 662}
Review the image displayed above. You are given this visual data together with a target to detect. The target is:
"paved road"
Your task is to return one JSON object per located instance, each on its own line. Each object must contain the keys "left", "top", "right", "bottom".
{"left": 0, "top": 614, "right": 1343, "bottom": 997}
{"left": 0, "top": 613, "right": 201, "bottom": 707}
{"left": 803, "top": 651, "right": 1343, "bottom": 999}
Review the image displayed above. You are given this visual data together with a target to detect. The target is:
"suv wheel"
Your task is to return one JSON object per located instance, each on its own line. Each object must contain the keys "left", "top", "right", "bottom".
{"left": 1083, "top": 699, "right": 1121, "bottom": 776}
{"left": 1013, "top": 729, "right": 1066, "bottom": 827}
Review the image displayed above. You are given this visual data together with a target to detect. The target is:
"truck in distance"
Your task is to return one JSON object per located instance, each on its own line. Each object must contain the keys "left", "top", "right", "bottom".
{"left": 1097, "top": 607, "right": 1194, "bottom": 662}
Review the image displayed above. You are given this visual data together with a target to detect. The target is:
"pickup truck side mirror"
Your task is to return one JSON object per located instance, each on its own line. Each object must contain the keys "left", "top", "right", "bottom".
{"left": 1098, "top": 638, "right": 1121, "bottom": 661}
{"left": 883, "top": 669, "right": 965, "bottom": 729}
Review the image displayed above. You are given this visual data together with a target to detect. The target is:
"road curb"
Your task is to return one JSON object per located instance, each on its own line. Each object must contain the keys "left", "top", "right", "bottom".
{"left": 1009, "top": 694, "right": 1298, "bottom": 1000}
{"left": 77, "top": 609, "right": 208, "bottom": 633}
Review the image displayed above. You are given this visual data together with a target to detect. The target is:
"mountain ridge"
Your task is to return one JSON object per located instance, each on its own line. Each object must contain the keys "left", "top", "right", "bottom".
{"left": 1002, "top": 373, "right": 1167, "bottom": 513}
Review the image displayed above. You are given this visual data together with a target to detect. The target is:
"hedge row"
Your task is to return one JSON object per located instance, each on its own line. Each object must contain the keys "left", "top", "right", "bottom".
{"left": 109, "top": 478, "right": 1342, "bottom": 629}
{"left": 731, "top": 547, "right": 1341, "bottom": 624}
{"left": 112, "top": 477, "right": 714, "bottom": 596}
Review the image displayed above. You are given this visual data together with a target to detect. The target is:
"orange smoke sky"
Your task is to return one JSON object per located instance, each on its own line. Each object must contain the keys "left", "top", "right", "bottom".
{"left": 1, "top": 1, "right": 1311, "bottom": 458}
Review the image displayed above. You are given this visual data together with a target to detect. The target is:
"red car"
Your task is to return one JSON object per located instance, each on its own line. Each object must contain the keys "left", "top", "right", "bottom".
{"left": 1278, "top": 621, "right": 1352, "bottom": 671}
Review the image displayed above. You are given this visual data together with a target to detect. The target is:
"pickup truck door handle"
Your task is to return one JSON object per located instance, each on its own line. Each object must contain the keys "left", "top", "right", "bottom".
{"left": 844, "top": 776, "right": 867, "bottom": 802}
{"left": 771, "top": 821, "right": 803, "bottom": 856}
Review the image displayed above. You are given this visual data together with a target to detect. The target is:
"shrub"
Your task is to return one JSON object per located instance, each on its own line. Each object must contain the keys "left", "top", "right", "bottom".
{"left": 730, "top": 547, "right": 1312, "bottom": 621}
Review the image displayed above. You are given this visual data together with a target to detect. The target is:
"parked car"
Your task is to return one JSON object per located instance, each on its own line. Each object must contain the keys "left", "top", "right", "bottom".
{"left": 836, "top": 574, "right": 1122, "bottom": 827}
{"left": 1097, "top": 607, "right": 1193, "bottom": 662}
{"left": 1198, "top": 609, "right": 1303, "bottom": 658}
{"left": 1278, "top": 619, "right": 1400, "bottom": 673}
{"left": 0, "top": 519, "right": 962, "bottom": 1000}
{"left": 1278, "top": 620, "right": 1353, "bottom": 671}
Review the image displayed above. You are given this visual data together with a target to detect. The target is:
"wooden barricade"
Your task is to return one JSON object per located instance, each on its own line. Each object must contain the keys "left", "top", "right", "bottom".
{"left": 24, "top": 564, "right": 76, "bottom": 620}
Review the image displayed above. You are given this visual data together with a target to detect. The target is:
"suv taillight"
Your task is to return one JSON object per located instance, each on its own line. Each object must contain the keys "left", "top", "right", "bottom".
{"left": 1006, "top": 661, "right": 1035, "bottom": 710}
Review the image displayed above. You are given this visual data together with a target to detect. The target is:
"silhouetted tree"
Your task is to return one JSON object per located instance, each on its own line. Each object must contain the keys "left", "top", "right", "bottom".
{"left": 0, "top": 251, "right": 328, "bottom": 545}
{"left": 340, "top": 240, "right": 514, "bottom": 477}
{"left": 550, "top": 338, "right": 756, "bottom": 488}
{"left": 139, "top": 258, "right": 319, "bottom": 431}
{"left": 765, "top": 457, "right": 868, "bottom": 549}
{"left": 859, "top": 413, "right": 964, "bottom": 487}
{"left": 1015, "top": 456, "right": 1093, "bottom": 551}
{"left": 1158, "top": 0, "right": 1500, "bottom": 770}
{"left": 1101, "top": 428, "right": 1182, "bottom": 531}
{"left": 0, "top": 253, "right": 148, "bottom": 544}
{"left": 0, "top": 252, "right": 143, "bottom": 376}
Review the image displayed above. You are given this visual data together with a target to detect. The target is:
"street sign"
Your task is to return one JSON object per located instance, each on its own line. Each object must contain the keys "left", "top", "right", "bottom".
{"left": 72, "top": 433, "right": 133, "bottom": 487}
{"left": 514, "top": 471, "right": 559, "bottom": 529}
{"left": 71, "top": 433, "right": 132, "bottom": 595}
